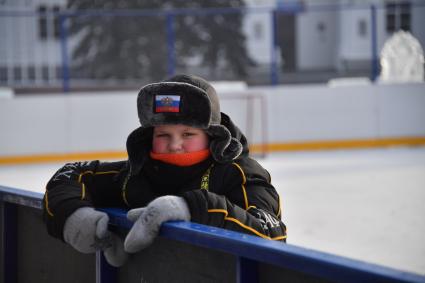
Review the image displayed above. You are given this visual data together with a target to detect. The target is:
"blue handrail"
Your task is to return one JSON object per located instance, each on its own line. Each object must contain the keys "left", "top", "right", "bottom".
{"left": 1, "top": 185, "right": 424, "bottom": 283}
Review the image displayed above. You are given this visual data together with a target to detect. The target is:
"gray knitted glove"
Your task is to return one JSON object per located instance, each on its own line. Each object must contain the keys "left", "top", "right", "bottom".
{"left": 103, "top": 233, "right": 129, "bottom": 267}
{"left": 63, "top": 207, "right": 128, "bottom": 267}
{"left": 124, "top": 196, "right": 190, "bottom": 253}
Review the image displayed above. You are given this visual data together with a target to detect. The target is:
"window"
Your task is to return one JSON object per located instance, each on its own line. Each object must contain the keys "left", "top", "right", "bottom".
{"left": 38, "top": 5, "right": 61, "bottom": 40}
{"left": 53, "top": 6, "right": 61, "bottom": 38}
{"left": 56, "top": 66, "right": 63, "bottom": 79}
{"left": 0, "top": 67, "right": 7, "bottom": 83}
{"left": 399, "top": 2, "right": 411, "bottom": 31}
{"left": 28, "top": 66, "right": 36, "bottom": 81}
{"left": 358, "top": 19, "right": 367, "bottom": 37}
{"left": 386, "top": 1, "right": 411, "bottom": 33}
{"left": 253, "top": 22, "right": 263, "bottom": 40}
{"left": 42, "top": 66, "right": 49, "bottom": 81}
{"left": 38, "top": 5, "right": 47, "bottom": 40}
{"left": 13, "top": 66, "right": 22, "bottom": 82}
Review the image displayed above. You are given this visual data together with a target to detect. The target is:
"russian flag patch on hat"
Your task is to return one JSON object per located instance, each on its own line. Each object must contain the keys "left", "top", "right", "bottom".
{"left": 155, "top": 95, "right": 181, "bottom": 113}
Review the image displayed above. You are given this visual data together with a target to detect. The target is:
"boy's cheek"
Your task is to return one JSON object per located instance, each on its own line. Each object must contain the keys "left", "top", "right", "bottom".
{"left": 152, "top": 139, "right": 166, "bottom": 153}
{"left": 184, "top": 138, "right": 209, "bottom": 152}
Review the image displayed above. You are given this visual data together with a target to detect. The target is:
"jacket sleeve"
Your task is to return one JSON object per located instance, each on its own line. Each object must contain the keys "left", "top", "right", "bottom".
{"left": 182, "top": 158, "right": 287, "bottom": 241}
{"left": 43, "top": 160, "right": 127, "bottom": 240}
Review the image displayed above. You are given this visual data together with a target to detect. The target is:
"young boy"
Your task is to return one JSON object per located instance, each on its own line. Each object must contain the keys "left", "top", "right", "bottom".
{"left": 43, "top": 74, "right": 287, "bottom": 267}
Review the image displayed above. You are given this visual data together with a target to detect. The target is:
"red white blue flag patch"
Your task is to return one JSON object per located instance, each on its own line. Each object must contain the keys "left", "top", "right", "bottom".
{"left": 155, "top": 95, "right": 181, "bottom": 113}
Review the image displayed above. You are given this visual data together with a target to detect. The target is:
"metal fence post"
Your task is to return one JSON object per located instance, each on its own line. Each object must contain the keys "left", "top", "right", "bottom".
{"left": 96, "top": 251, "right": 118, "bottom": 283}
{"left": 59, "top": 14, "right": 70, "bottom": 93}
{"left": 370, "top": 4, "right": 379, "bottom": 82}
{"left": 270, "top": 9, "right": 279, "bottom": 86}
{"left": 166, "top": 12, "right": 176, "bottom": 77}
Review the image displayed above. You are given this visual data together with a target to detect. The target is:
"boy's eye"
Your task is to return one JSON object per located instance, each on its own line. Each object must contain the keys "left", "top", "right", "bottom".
{"left": 183, "top": 132, "right": 195, "bottom": 137}
{"left": 155, "top": 133, "right": 169, "bottom": 138}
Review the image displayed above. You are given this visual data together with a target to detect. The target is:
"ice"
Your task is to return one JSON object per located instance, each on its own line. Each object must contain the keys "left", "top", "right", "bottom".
{"left": 1, "top": 147, "right": 424, "bottom": 274}
{"left": 259, "top": 147, "right": 425, "bottom": 275}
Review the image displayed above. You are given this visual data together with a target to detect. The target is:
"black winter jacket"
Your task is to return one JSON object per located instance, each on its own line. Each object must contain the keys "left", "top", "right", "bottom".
{"left": 43, "top": 117, "right": 287, "bottom": 242}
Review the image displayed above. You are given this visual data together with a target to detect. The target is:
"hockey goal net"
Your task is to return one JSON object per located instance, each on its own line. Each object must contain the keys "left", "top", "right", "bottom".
{"left": 218, "top": 91, "right": 268, "bottom": 158}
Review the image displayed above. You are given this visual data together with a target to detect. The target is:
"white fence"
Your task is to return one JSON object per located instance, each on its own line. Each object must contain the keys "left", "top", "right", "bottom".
{"left": 1, "top": 82, "right": 424, "bottom": 160}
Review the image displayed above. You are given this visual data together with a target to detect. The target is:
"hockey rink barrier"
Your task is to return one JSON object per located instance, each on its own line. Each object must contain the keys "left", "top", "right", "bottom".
{"left": 1, "top": 185, "right": 425, "bottom": 283}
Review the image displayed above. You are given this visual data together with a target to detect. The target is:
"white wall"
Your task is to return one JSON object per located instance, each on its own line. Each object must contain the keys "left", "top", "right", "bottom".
{"left": 337, "top": 8, "right": 372, "bottom": 63}
{"left": 243, "top": 10, "right": 273, "bottom": 65}
{"left": 0, "top": 91, "right": 139, "bottom": 156}
{"left": 0, "top": 0, "right": 67, "bottom": 67}
{"left": 297, "top": 9, "right": 338, "bottom": 70}
{"left": 1, "top": 83, "right": 424, "bottom": 157}
{"left": 0, "top": 0, "right": 67, "bottom": 84}
{"left": 411, "top": 5, "right": 425, "bottom": 50}
{"left": 243, "top": 0, "right": 274, "bottom": 65}
{"left": 253, "top": 82, "right": 425, "bottom": 143}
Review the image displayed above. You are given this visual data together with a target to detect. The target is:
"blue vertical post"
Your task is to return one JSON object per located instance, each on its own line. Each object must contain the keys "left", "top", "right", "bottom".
{"left": 166, "top": 13, "right": 176, "bottom": 77}
{"left": 270, "top": 10, "right": 279, "bottom": 86}
{"left": 96, "top": 251, "right": 118, "bottom": 283}
{"left": 370, "top": 4, "right": 379, "bottom": 82}
{"left": 237, "top": 257, "right": 258, "bottom": 283}
{"left": 59, "top": 14, "right": 70, "bottom": 93}
{"left": 3, "top": 202, "right": 18, "bottom": 283}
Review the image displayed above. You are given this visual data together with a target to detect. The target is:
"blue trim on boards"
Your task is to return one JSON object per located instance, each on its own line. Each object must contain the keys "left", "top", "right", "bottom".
{"left": 1, "top": 185, "right": 425, "bottom": 283}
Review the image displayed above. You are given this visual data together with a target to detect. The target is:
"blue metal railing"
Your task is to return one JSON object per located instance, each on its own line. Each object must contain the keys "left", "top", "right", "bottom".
{"left": 1, "top": 185, "right": 424, "bottom": 283}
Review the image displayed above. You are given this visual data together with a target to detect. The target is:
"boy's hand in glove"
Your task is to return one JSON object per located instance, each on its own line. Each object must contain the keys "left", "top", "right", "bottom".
{"left": 63, "top": 207, "right": 128, "bottom": 267}
{"left": 124, "top": 196, "right": 190, "bottom": 253}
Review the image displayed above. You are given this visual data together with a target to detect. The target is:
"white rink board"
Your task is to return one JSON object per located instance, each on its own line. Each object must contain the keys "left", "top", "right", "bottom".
{"left": 1, "top": 82, "right": 425, "bottom": 156}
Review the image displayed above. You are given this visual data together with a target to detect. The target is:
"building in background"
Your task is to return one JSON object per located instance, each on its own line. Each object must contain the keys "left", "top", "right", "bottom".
{"left": 0, "top": 0, "right": 67, "bottom": 87}
{"left": 0, "top": 0, "right": 424, "bottom": 89}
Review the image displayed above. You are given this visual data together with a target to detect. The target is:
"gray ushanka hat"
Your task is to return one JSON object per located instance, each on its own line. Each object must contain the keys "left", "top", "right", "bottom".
{"left": 136, "top": 74, "right": 243, "bottom": 163}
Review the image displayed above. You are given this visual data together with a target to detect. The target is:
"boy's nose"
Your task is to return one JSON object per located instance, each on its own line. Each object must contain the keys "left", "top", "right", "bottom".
{"left": 169, "top": 137, "right": 183, "bottom": 152}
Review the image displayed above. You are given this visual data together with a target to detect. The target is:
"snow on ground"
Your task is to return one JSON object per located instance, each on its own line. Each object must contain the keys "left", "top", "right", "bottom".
{"left": 259, "top": 147, "right": 425, "bottom": 275}
{"left": 1, "top": 147, "right": 424, "bottom": 275}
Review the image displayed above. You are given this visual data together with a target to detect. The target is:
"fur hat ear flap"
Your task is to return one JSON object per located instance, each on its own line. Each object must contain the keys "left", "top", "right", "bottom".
{"left": 207, "top": 125, "right": 243, "bottom": 163}
{"left": 126, "top": 127, "right": 153, "bottom": 175}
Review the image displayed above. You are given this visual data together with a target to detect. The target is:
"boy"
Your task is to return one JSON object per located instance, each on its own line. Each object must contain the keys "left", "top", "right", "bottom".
{"left": 43, "top": 74, "right": 287, "bottom": 267}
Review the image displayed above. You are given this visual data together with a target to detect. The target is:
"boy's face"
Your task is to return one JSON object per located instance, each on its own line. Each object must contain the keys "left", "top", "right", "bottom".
{"left": 152, "top": 124, "right": 209, "bottom": 154}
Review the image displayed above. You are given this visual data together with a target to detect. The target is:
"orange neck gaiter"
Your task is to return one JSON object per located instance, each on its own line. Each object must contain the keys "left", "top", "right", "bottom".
{"left": 150, "top": 149, "right": 210, "bottom": 167}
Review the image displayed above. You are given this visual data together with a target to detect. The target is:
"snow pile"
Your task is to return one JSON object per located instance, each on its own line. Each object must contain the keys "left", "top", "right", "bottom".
{"left": 379, "top": 30, "right": 424, "bottom": 83}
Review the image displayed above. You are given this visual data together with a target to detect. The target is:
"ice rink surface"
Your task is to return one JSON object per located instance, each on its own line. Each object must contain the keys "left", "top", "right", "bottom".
{"left": 1, "top": 147, "right": 424, "bottom": 275}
